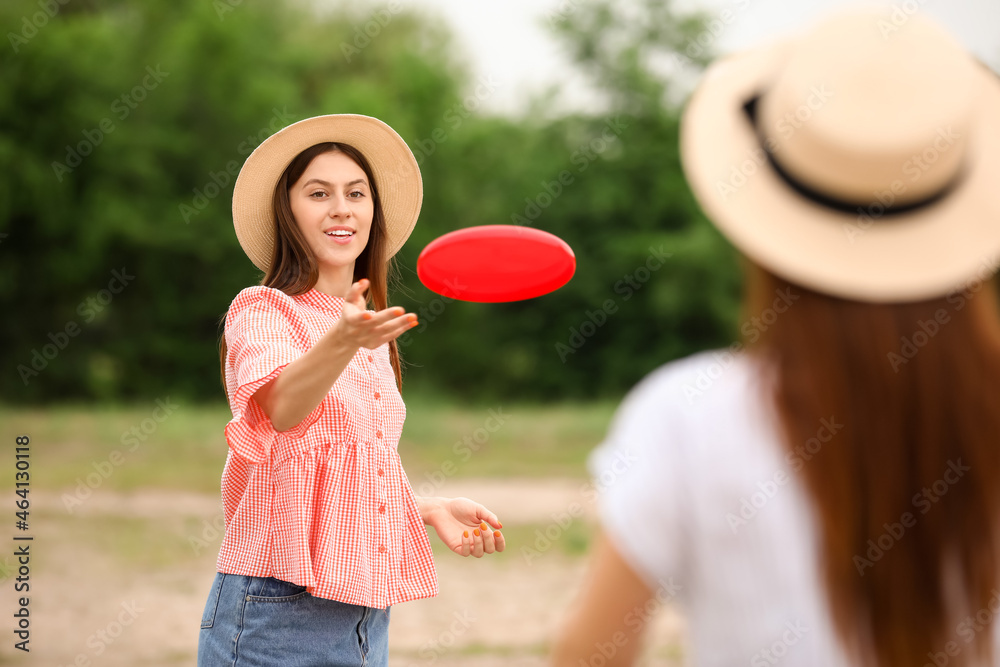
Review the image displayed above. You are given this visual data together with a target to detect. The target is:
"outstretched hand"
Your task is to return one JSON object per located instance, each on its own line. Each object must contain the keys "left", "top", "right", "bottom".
{"left": 335, "top": 279, "right": 417, "bottom": 350}
{"left": 426, "top": 497, "right": 506, "bottom": 558}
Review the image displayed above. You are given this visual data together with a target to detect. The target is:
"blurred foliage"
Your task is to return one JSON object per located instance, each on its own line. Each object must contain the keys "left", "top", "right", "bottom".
{"left": 1, "top": 0, "right": 742, "bottom": 404}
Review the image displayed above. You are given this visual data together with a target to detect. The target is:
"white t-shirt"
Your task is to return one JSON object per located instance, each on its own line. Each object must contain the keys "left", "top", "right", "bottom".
{"left": 588, "top": 347, "right": 970, "bottom": 666}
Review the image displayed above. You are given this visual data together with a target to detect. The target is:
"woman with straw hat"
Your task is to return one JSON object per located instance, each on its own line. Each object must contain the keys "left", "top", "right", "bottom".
{"left": 198, "top": 114, "right": 504, "bottom": 666}
{"left": 553, "top": 8, "right": 1000, "bottom": 667}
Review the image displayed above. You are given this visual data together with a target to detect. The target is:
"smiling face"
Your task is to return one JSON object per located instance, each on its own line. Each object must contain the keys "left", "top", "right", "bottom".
{"left": 288, "top": 150, "right": 374, "bottom": 276}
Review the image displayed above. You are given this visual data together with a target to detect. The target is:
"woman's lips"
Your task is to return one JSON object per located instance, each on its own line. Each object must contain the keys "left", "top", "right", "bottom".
{"left": 324, "top": 231, "right": 355, "bottom": 245}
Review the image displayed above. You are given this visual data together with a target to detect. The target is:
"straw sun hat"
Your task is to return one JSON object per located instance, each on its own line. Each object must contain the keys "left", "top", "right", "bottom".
{"left": 680, "top": 8, "right": 1000, "bottom": 302}
{"left": 232, "top": 114, "right": 422, "bottom": 273}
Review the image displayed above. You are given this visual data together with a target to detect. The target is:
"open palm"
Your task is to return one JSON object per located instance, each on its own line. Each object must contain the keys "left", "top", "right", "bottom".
{"left": 426, "top": 497, "right": 505, "bottom": 558}
{"left": 335, "top": 279, "right": 416, "bottom": 350}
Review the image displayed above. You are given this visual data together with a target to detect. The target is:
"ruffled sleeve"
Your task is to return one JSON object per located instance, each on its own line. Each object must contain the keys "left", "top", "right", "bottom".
{"left": 223, "top": 286, "right": 323, "bottom": 464}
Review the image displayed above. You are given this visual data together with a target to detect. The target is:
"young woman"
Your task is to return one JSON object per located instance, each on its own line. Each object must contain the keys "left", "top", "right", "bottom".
{"left": 198, "top": 114, "right": 504, "bottom": 666}
{"left": 553, "top": 9, "right": 1000, "bottom": 667}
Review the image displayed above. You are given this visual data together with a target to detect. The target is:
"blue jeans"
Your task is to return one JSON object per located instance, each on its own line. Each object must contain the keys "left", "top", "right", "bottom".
{"left": 198, "top": 572, "right": 391, "bottom": 666}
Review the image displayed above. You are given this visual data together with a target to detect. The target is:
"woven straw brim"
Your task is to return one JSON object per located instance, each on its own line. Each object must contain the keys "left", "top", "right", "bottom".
{"left": 680, "top": 41, "right": 1000, "bottom": 302}
{"left": 232, "top": 114, "right": 422, "bottom": 272}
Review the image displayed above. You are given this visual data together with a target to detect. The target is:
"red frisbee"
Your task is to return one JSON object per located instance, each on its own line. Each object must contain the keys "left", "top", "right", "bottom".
{"left": 416, "top": 225, "right": 576, "bottom": 302}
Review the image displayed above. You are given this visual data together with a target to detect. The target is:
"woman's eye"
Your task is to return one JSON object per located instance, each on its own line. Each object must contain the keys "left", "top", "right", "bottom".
{"left": 349, "top": 190, "right": 365, "bottom": 198}
{"left": 310, "top": 191, "right": 327, "bottom": 198}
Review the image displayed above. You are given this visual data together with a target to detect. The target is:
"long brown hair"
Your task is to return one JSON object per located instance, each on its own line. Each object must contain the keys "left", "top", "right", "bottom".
{"left": 218, "top": 142, "right": 404, "bottom": 396}
{"left": 743, "top": 257, "right": 1000, "bottom": 666}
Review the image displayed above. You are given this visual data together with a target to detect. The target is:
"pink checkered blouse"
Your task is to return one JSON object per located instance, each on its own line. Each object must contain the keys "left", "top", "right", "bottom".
{"left": 216, "top": 285, "right": 438, "bottom": 608}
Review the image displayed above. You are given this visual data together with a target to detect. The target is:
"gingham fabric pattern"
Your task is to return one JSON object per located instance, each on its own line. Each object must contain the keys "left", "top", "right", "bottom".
{"left": 216, "top": 285, "right": 438, "bottom": 608}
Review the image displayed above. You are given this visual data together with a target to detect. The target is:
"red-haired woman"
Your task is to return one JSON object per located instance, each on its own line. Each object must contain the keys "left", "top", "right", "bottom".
{"left": 553, "top": 9, "right": 1000, "bottom": 667}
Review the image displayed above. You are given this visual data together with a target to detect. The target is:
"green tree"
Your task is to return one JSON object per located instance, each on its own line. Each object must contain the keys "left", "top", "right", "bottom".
{"left": 2, "top": 0, "right": 743, "bottom": 404}
{"left": 393, "top": 0, "right": 744, "bottom": 401}
{"left": 1, "top": 0, "right": 467, "bottom": 402}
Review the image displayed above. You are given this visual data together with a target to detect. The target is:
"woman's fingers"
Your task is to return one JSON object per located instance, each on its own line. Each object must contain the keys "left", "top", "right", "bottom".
{"left": 455, "top": 525, "right": 503, "bottom": 558}
{"left": 458, "top": 530, "right": 471, "bottom": 557}
{"left": 373, "top": 309, "right": 416, "bottom": 331}
{"left": 471, "top": 525, "right": 485, "bottom": 558}
{"left": 477, "top": 507, "right": 502, "bottom": 531}
{"left": 366, "top": 310, "right": 417, "bottom": 343}
{"left": 479, "top": 522, "right": 496, "bottom": 555}
{"left": 359, "top": 305, "right": 402, "bottom": 326}
{"left": 334, "top": 290, "right": 419, "bottom": 350}
{"left": 366, "top": 306, "right": 417, "bottom": 329}
{"left": 357, "top": 314, "right": 415, "bottom": 348}
{"left": 388, "top": 313, "right": 419, "bottom": 338}
{"left": 347, "top": 305, "right": 415, "bottom": 332}
{"left": 346, "top": 279, "right": 369, "bottom": 308}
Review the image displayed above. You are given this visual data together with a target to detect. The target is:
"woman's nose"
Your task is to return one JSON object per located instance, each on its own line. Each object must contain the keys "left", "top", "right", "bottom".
{"left": 328, "top": 195, "right": 351, "bottom": 218}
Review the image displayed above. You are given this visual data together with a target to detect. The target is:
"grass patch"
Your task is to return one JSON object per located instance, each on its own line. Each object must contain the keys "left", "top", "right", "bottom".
{"left": 30, "top": 508, "right": 208, "bottom": 572}
{"left": 0, "top": 396, "right": 619, "bottom": 495}
{"left": 391, "top": 642, "right": 551, "bottom": 659}
{"left": 0, "top": 401, "right": 231, "bottom": 495}
{"left": 454, "top": 641, "right": 550, "bottom": 657}
{"left": 398, "top": 396, "right": 618, "bottom": 480}
{"left": 426, "top": 519, "right": 595, "bottom": 559}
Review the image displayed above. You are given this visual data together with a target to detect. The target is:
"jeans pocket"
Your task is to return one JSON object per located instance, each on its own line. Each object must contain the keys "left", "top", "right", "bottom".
{"left": 246, "top": 576, "right": 309, "bottom": 602}
{"left": 200, "top": 573, "right": 225, "bottom": 629}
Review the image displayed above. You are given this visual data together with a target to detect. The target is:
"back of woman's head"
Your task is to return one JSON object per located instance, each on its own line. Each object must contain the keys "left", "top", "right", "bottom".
{"left": 743, "top": 258, "right": 1000, "bottom": 667}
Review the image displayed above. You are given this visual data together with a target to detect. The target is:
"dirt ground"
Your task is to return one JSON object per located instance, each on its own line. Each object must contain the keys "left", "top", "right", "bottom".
{"left": 0, "top": 479, "right": 686, "bottom": 666}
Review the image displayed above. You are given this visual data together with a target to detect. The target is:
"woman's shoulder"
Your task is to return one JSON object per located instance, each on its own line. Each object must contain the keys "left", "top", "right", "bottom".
{"left": 594, "top": 346, "right": 776, "bottom": 503}
{"left": 622, "top": 346, "right": 759, "bottom": 410}
{"left": 601, "top": 346, "right": 768, "bottom": 456}
{"left": 229, "top": 284, "right": 292, "bottom": 307}
{"left": 226, "top": 285, "right": 301, "bottom": 327}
